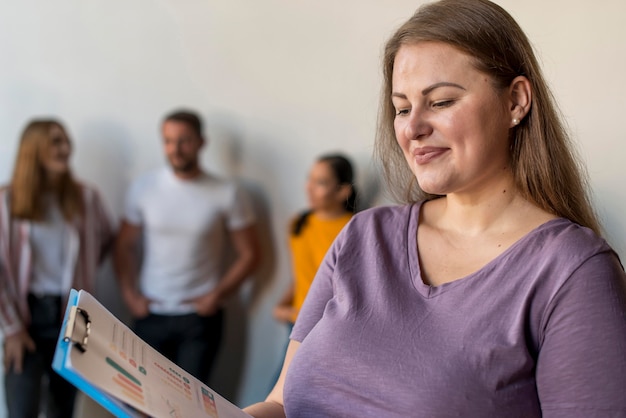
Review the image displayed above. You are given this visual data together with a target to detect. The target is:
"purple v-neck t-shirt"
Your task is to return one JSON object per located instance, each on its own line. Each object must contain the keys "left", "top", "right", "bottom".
{"left": 286, "top": 202, "right": 626, "bottom": 417}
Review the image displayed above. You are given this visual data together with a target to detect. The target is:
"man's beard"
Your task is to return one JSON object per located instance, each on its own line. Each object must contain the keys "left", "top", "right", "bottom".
{"left": 168, "top": 156, "right": 197, "bottom": 173}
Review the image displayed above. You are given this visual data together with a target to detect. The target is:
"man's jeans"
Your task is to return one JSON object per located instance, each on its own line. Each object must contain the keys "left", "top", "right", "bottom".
{"left": 134, "top": 310, "right": 224, "bottom": 384}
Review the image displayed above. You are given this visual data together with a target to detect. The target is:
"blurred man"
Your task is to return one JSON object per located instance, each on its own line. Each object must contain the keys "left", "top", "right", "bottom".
{"left": 115, "top": 109, "right": 260, "bottom": 383}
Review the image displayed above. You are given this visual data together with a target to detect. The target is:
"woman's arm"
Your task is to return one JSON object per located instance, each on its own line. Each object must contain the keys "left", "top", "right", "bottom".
{"left": 536, "top": 252, "right": 626, "bottom": 415}
{"left": 244, "top": 340, "right": 301, "bottom": 418}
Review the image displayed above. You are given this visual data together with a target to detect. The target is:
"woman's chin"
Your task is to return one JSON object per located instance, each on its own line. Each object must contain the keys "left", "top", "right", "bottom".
{"left": 417, "top": 180, "right": 447, "bottom": 196}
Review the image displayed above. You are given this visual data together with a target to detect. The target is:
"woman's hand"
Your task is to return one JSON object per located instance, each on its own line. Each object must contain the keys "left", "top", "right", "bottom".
{"left": 274, "top": 284, "right": 295, "bottom": 323}
{"left": 273, "top": 304, "right": 296, "bottom": 324}
{"left": 3, "top": 330, "right": 36, "bottom": 374}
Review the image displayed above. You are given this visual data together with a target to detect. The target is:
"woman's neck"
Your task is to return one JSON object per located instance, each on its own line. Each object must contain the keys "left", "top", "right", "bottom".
{"left": 314, "top": 207, "right": 350, "bottom": 220}
{"left": 425, "top": 186, "right": 552, "bottom": 238}
{"left": 45, "top": 177, "right": 62, "bottom": 191}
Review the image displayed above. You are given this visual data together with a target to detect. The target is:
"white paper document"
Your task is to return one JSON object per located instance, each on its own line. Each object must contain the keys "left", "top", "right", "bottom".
{"left": 53, "top": 289, "right": 252, "bottom": 418}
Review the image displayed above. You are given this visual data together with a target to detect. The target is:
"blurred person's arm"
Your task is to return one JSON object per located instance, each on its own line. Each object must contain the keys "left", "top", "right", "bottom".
{"left": 114, "top": 220, "right": 150, "bottom": 318}
{"left": 273, "top": 283, "right": 296, "bottom": 324}
{"left": 191, "top": 224, "right": 261, "bottom": 316}
{"left": 0, "top": 189, "right": 35, "bottom": 373}
{"left": 1, "top": 261, "right": 35, "bottom": 374}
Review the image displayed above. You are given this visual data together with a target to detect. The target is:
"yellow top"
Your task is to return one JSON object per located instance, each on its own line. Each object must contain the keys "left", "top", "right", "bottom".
{"left": 289, "top": 212, "right": 353, "bottom": 322}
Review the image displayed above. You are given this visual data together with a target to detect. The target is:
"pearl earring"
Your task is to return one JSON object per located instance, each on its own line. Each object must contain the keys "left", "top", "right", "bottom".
{"left": 512, "top": 118, "right": 520, "bottom": 125}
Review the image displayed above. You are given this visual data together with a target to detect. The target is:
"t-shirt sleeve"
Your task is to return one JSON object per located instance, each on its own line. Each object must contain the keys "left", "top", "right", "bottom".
{"left": 536, "top": 250, "right": 626, "bottom": 416}
{"left": 226, "top": 184, "right": 256, "bottom": 230}
{"left": 123, "top": 178, "right": 144, "bottom": 225}
{"left": 289, "top": 229, "right": 341, "bottom": 342}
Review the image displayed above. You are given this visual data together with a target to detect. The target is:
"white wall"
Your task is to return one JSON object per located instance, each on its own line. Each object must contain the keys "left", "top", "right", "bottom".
{"left": 1, "top": 0, "right": 625, "bottom": 414}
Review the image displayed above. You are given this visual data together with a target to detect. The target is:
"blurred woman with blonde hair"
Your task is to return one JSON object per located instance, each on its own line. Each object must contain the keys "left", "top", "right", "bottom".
{"left": 0, "top": 119, "right": 114, "bottom": 418}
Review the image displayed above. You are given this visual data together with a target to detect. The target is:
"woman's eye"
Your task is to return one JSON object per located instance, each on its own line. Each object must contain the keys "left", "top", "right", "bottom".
{"left": 432, "top": 100, "right": 454, "bottom": 109}
{"left": 395, "top": 109, "right": 410, "bottom": 116}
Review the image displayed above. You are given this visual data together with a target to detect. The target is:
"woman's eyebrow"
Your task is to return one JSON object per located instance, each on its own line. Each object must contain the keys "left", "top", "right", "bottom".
{"left": 421, "top": 82, "right": 465, "bottom": 96}
{"left": 391, "top": 82, "right": 466, "bottom": 99}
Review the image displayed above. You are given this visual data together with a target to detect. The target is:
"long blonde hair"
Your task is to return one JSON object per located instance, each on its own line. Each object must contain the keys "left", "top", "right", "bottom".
{"left": 10, "top": 119, "right": 83, "bottom": 221}
{"left": 374, "top": 0, "right": 601, "bottom": 235}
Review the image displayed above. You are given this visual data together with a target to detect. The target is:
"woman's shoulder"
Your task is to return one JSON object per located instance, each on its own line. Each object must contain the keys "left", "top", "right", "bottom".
{"left": 74, "top": 180, "right": 99, "bottom": 195}
{"left": 339, "top": 203, "right": 420, "bottom": 241}
{"left": 351, "top": 203, "right": 419, "bottom": 225}
{"left": 531, "top": 217, "right": 613, "bottom": 256}
{"left": 72, "top": 181, "right": 107, "bottom": 205}
{"left": 517, "top": 217, "right": 623, "bottom": 282}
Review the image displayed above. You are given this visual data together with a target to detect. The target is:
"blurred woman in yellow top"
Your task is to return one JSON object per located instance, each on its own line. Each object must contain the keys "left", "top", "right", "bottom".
{"left": 274, "top": 153, "right": 357, "bottom": 329}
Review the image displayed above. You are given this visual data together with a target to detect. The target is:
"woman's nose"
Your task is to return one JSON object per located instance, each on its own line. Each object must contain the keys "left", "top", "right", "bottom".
{"left": 406, "top": 109, "right": 433, "bottom": 140}
{"left": 60, "top": 140, "right": 72, "bottom": 154}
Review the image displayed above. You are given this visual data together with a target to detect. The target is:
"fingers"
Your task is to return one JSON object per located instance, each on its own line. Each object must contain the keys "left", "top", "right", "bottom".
{"left": 195, "top": 304, "right": 211, "bottom": 317}
{"left": 124, "top": 290, "right": 152, "bottom": 309}
{"left": 125, "top": 292, "right": 153, "bottom": 318}
{"left": 12, "top": 348, "right": 24, "bottom": 374}
{"left": 23, "top": 335, "right": 36, "bottom": 353}
{"left": 131, "top": 301, "right": 150, "bottom": 319}
{"left": 3, "top": 340, "right": 25, "bottom": 374}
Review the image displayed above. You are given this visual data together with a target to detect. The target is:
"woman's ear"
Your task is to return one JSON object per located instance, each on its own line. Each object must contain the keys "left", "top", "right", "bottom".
{"left": 337, "top": 184, "right": 353, "bottom": 204}
{"left": 508, "top": 76, "right": 532, "bottom": 125}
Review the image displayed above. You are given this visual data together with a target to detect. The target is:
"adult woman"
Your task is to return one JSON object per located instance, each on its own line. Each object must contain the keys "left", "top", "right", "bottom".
{"left": 0, "top": 119, "right": 114, "bottom": 418}
{"left": 273, "top": 154, "right": 356, "bottom": 326}
{"left": 270, "top": 154, "right": 356, "bottom": 385}
{"left": 245, "top": 0, "right": 626, "bottom": 416}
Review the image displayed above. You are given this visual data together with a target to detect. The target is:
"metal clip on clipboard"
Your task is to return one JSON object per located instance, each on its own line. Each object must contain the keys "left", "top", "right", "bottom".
{"left": 63, "top": 306, "right": 91, "bottom": 353}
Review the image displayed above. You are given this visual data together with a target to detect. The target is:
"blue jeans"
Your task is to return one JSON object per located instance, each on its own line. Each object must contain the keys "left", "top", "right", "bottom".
{"left": 4, "top": 294, "right": 76, "bottom": 418}
{"left": 134, "top": 310, "right": 224, "bottom": 384}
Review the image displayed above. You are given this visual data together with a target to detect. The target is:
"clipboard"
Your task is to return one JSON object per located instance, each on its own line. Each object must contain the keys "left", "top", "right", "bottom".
{"left": 52, "top": 289, "right": 253, "bottom": 418}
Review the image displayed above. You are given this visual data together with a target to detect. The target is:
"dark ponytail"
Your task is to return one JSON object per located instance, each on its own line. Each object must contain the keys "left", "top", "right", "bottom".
{"left": 291, "top": 209, "right": 313, "bottom": 236}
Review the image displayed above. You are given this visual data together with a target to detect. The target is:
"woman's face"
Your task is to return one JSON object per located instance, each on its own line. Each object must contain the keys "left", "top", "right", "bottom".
{"left": 40, "top": 124, "right": 72, "bottom": 176}
{"left": 306, "top": 161, "right": 345, "bottom": 212}
{"left": 391, "top": 42, "right": 513, "bottom": 197}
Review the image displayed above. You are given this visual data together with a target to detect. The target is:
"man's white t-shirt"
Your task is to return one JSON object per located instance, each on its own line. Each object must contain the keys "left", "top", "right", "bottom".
{"left": 124, "top": 167, "right": 256, "bottom": 314}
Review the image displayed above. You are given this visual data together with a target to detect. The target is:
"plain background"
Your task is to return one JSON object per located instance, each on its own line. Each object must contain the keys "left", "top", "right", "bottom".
{"left": 1, "top": 0, "right": 625, "bottom": 415}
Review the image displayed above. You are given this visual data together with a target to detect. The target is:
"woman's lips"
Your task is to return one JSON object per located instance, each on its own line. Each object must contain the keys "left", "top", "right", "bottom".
{"left": 413, "top": 147, "right": 449, "bottom": 164}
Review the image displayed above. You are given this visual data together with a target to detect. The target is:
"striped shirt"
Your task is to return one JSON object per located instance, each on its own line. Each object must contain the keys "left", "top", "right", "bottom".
{"left": 0, "top": 184, "right": 114, "bottom": 337}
